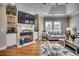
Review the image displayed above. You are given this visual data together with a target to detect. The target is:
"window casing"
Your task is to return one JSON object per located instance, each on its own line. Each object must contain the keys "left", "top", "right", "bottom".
{"left": 45, "top": 21, "right": 52, "bottom": 31}
{"left": 45, "top": 21, "right": 61, "bottom": 32}
{"left": 54, "top": 21, "right": 61, "bottom": 32}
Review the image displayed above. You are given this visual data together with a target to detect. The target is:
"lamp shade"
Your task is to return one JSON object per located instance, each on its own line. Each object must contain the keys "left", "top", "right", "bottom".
{"left": 66, "top": 27, "right": 70, "bottom": 30}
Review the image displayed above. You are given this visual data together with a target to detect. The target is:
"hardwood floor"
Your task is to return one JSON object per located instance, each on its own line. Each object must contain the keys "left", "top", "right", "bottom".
{"left": 0, "top": 38, "right": 60, "bottom": 56}
{"left": 0, "top": 41, "right": 41, "bottom": 56}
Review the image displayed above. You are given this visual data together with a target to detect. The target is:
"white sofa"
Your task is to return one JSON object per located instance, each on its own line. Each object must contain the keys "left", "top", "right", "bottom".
{"left": 42, "top": 31, "right": 65, "bottom": 41}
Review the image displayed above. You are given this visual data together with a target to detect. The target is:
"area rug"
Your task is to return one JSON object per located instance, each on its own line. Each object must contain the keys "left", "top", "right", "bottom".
{"left": 41, "top": 41, "right": 76, "bottom": 56}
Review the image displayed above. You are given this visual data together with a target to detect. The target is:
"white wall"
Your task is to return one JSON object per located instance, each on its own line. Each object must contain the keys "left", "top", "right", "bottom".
{"left": 69, "top": 14, "right": 79, "bottom": 34}
{"left": 0, "top": 4, "right": 7, "bottom": 50}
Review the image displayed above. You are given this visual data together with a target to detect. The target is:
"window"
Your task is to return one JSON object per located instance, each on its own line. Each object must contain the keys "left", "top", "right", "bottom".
{"left": 45, "top": 21, "right": 52, "bottom": 31}
{"left": 54, "top": 21, "right": 61, "bottom": 32}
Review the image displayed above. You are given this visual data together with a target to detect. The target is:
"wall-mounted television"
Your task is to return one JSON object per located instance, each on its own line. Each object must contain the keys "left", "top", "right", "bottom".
{"left": 18, "top": 11, "right": 35, "bottom": 24}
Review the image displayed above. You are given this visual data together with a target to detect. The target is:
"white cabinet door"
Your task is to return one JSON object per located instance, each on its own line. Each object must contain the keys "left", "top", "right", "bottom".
{"left": 7, "top": 33, "right": 16, "bottom": 47}
{"left": 33, "top": 32, "right": 38, "bottom": 40}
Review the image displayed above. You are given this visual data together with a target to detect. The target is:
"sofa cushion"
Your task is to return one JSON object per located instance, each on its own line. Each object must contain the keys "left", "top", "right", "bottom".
{"left": 50, "top": 35, "right": 65, "bottom": 37}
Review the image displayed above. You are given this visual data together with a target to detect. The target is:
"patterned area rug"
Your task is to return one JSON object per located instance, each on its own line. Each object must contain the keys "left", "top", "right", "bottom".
{"left": 41, "top": 41, "right": 76, "bottom": 56}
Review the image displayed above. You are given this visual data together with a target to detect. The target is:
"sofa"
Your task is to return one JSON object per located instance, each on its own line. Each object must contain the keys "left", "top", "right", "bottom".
{"left": 42, "top": 31, "right": 65, "bottom": 41}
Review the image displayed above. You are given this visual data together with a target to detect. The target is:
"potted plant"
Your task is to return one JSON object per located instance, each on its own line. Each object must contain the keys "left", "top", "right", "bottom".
{"left": 70, "top": 34, "right": 76, "bottom": 42}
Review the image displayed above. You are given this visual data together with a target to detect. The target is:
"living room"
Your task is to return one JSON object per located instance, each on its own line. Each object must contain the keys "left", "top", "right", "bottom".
{"left": 0, "top": 3, "right": 79, "bottom": 56}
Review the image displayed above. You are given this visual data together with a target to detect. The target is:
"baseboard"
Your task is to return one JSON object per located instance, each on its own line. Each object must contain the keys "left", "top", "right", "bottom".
{"left": 0, "top": 46, "right": 7, "bottom": 50}
{"left": 7, "top": 44, "right": 17, "bottom": 48}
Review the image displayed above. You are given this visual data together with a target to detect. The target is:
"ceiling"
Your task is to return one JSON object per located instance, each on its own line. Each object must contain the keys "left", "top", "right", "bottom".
{"left": 15, "top": 3, "right": 79, "bottom": 16}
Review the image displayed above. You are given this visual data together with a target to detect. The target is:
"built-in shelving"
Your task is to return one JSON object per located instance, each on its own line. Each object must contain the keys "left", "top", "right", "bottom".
{"left": 7, "top": 14, "right": 16, "bottom": 18}
{"left": 6, "top": 4, "right": 17, "bottom": 16}
{"left": 6, "top": 4, "right": 17, "bottom": 33}
{"left": 0, "top": 4, "right": 18, "bottom": 49}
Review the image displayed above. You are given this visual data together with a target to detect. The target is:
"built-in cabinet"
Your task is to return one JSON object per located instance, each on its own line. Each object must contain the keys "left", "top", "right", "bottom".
{"left": 7, "top": 33, "right": 16, "bottom": 47}
{"left": 0, "top": 4, "right": 17, "bottom": 50}
{"left": 6, "top": 4, "right": 17, "bottom": 47}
